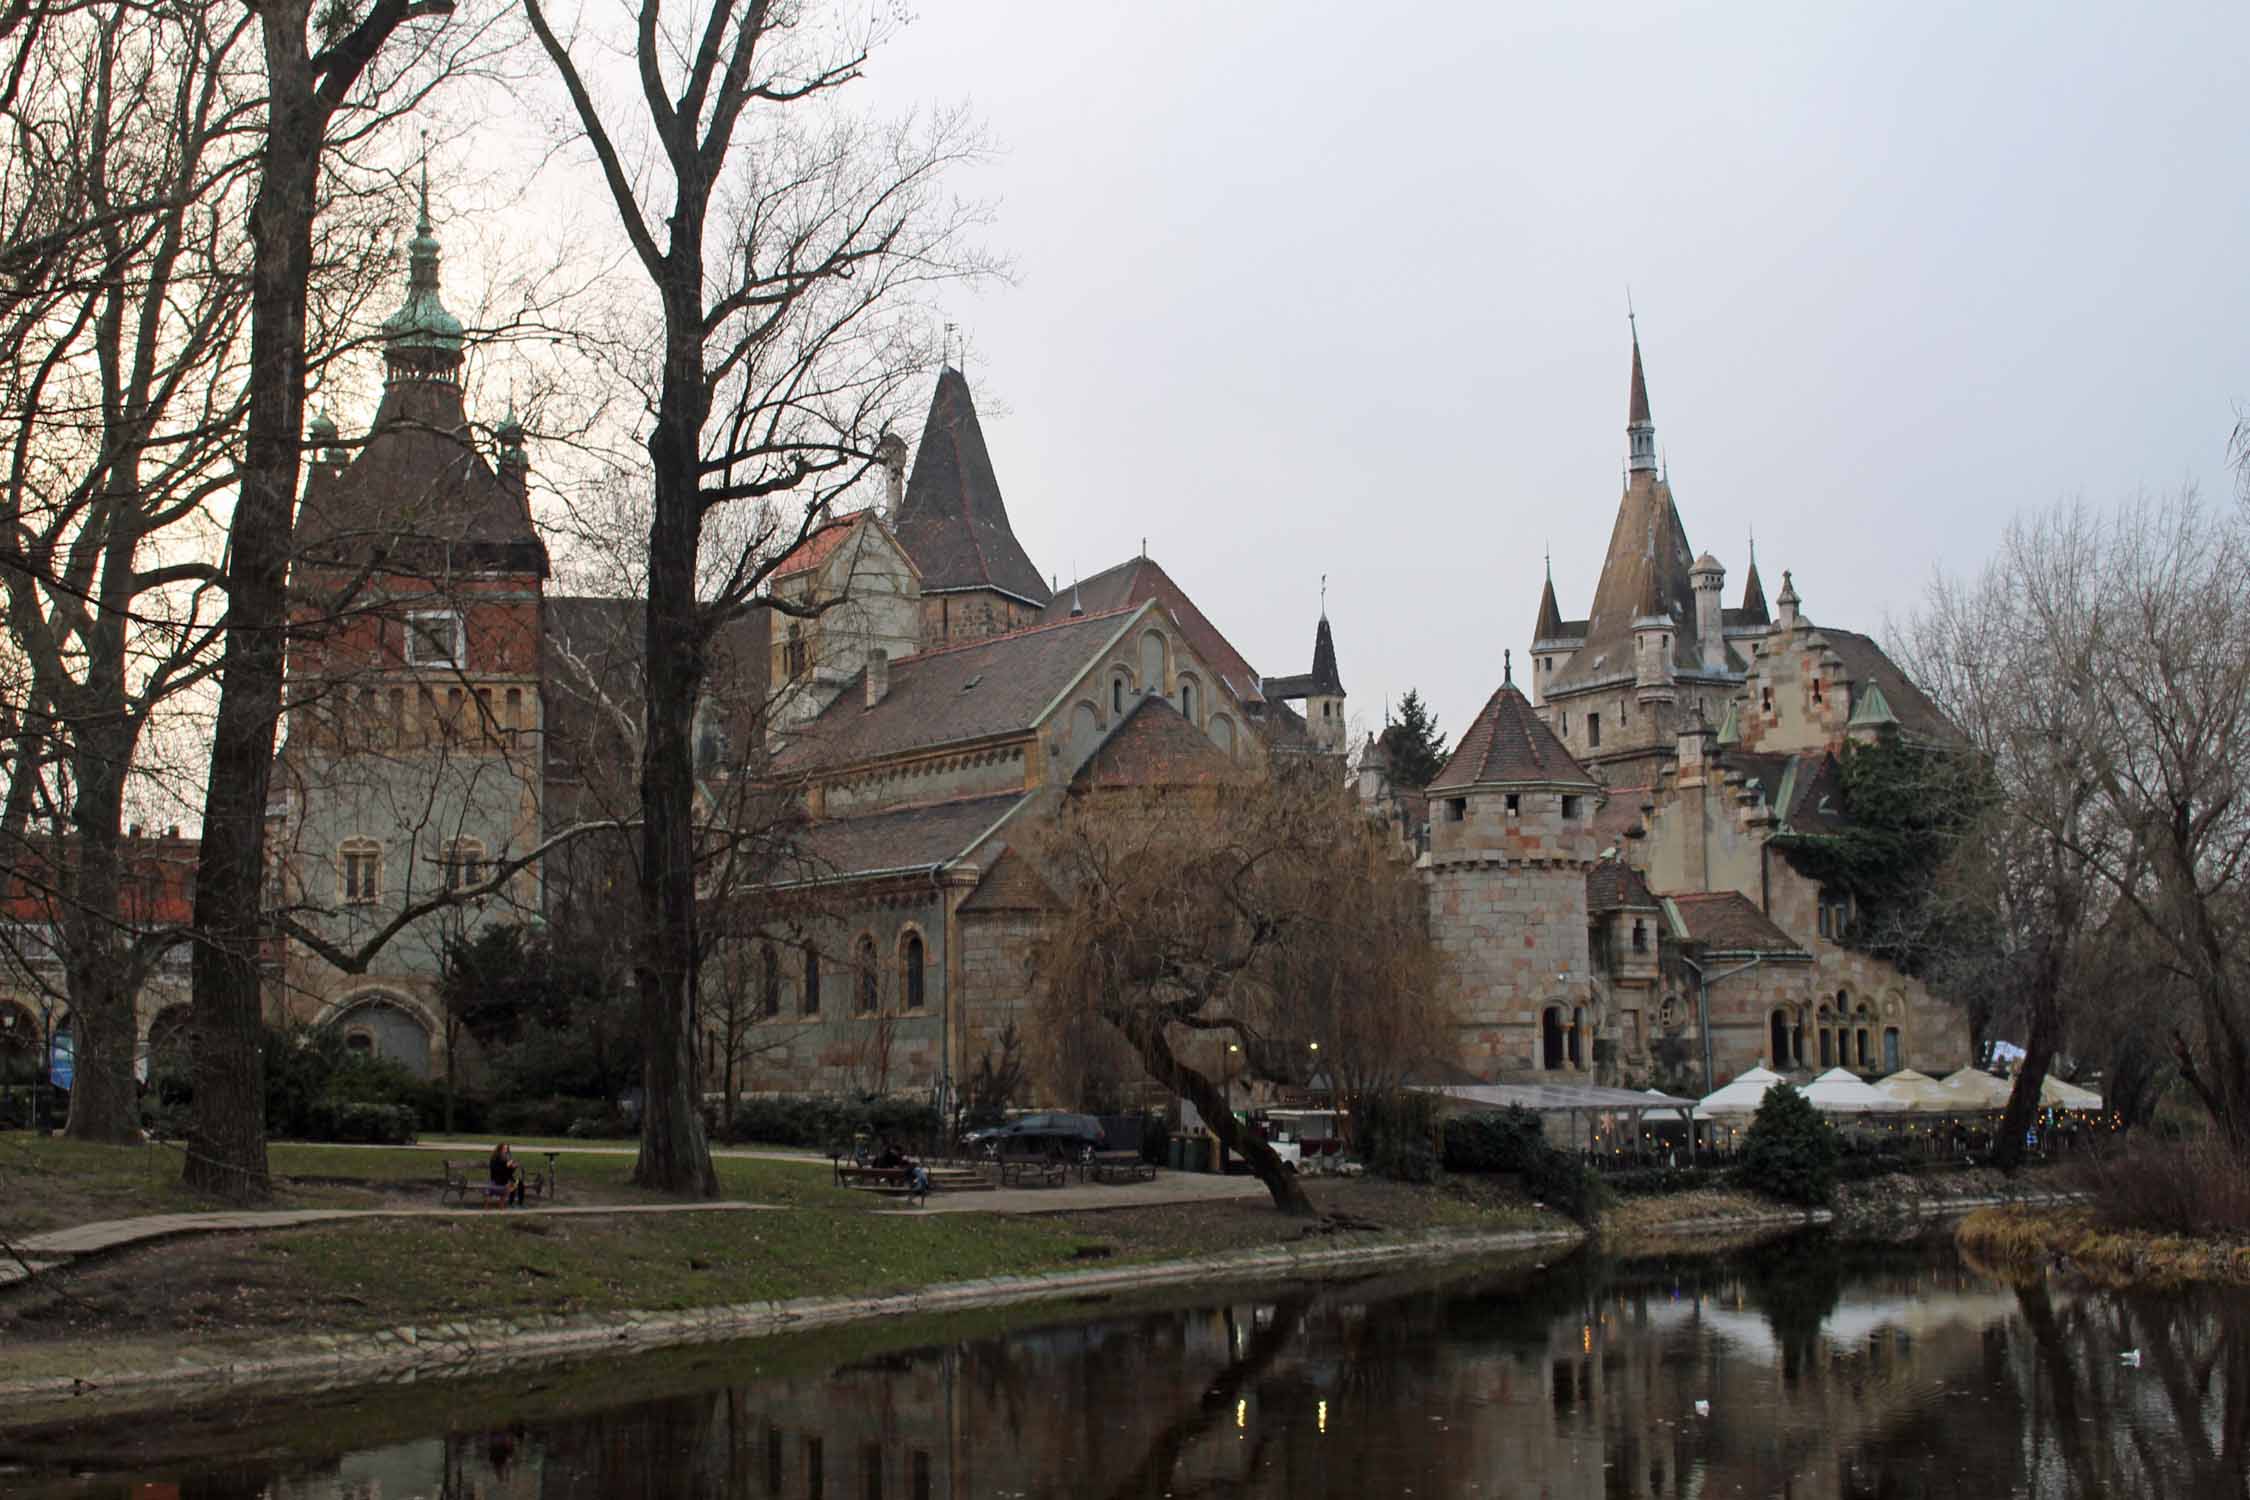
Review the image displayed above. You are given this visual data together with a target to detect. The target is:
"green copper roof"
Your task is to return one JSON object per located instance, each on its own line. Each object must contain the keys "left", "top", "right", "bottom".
{"left": 380, "top": 162, "right": 463, "bottom": 356}
{"left": 1714, "top": 697, "right": 1741, "bottom": 747}
{"left": 1846, "top": 679, "right": 1899, "bottom": 729}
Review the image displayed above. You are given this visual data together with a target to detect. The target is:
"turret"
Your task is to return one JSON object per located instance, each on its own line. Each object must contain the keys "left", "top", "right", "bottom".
{"left": 1304, "top": 611, "right": 1346, "bottom": 753}
{"left": 1631, "top": 571, "right": 1676, "bottom": 698}
{"left": 1626, "top": 329, "right": 1657, "bottom": 476}
{"left": 1690, "top": 551, "right": 1726, "bottom": 671}
{"left": 1776, "top": 569, "right": 1801, "bottom": 631}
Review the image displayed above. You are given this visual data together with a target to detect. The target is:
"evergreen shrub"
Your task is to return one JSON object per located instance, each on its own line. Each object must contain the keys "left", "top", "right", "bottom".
{"left": 1443, "top": 1105, "right": 1609, "bottom": 1221}
{"left": 1356, "top": 1089, "right": 1441, "bottom": 1183}
{"left": 1741, "top": 1082, "right": 1842, "bottom": 1205}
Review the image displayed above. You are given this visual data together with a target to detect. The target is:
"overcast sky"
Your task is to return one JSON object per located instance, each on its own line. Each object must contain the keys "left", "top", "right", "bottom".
{"left": 828, "top": 2, "right": 2248, "bottom": 746}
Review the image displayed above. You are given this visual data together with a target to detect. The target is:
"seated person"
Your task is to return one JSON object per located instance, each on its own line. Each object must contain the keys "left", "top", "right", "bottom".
{"left": 869, "top": 1139, "right": 909, "bottom": 1171}
{"left": 489, "top": 1142, "right": 526, "bottom": 1207}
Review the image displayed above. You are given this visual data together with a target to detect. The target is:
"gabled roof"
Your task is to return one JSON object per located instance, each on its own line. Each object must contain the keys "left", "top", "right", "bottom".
{"left": 1663, "top": 892, "right": 1808, "bottom": 954}
{"left": 1040, "top": 553, "right": 1264, "bottom": 706}
{"left": 297, "top": 378, "right": 547, "bottom": 576}
{"left": 1588, "top": 859, "right": 1658, "bottom": 912}
{"left": 1071, "top": 695, "right": 1248, "bottom": 790}
{"left": 1427, "top": 680, "right": 1598, "bottom": 792}
{"left": 789, "top": 792, "right": 1027, "bottom": 883}
{"left": 958, "top": 847, "right": 1060, "bottom": 913}
{"left": 892, "top": 368, "right": 1050, "bottom": 606}
{"left": 1820, "top": 628, "right": 1957, "bottom": 743}
{"left": 1718, "top": 748, "right": 1851, "bottom": 836}
{"left": 773, "top": 508, "right": 885, "bottom": 583}
{"left": 773, "top": 606, "right": 1138, "bottom": 772}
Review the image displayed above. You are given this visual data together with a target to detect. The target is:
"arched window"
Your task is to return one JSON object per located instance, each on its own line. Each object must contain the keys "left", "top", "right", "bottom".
{"left": 1211, "top": 715, "right": 1235, "bottom": 758}
{"left": 1817, "top": 1007, "right": 1834, "bottom": 1068}
{"left": 785, "top": 623, "right": 808, "bottom": 679}
{"left": 1883, "top": 1027, "right": 1902, "bottom": 1072}
{"left": 1770, "top": 1010, "right": 1791, "bottom": 1069}
{"left": 900, "top": 931, "right": 925, "bottom": 1011}
{"left": 1179, "top": 677, "right": 1198, "bottom": 723}
{"left": 1568, "top": 1007, "right": 1585, "bottom": 1069}
{"left": 802, "top": 945, "right": 821, "bottom": 1016}
{"left": 760, "top": 944, "right": 781, "bottom": 1019}
{"left": 1541, "top": 1007, "right": 1565, "bottom": 1071}
{"left": 1140, "top": 630, "right": 1166, "bottom": 692}
{"left": 855, "top": 934, "right": 878, "bottom": 1014}
{"left": 1112, "top": 676, "right": 1126, "bottom": 716}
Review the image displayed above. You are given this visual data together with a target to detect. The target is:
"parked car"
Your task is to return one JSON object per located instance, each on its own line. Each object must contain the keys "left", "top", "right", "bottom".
{"left": 964, "top": 1112, "right": 1107, "bottom": 1161}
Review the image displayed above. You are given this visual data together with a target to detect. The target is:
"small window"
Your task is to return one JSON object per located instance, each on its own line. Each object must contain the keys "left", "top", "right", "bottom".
{"left": 1818, "top": 905, "right": 1830, "bottom": 938}
{"left": 1813, "top": 678, "right": 1824, "bottom": 704}
{"left": 1883, "top": 1027, "right": 1902, "bottom": 1072}
{"left": 900, "top": 931, "right": 925, "bottom": 1011}
{"left": 442, "top": 838, "right": 485, "bottom": 891}
{"left": 1541, "top": 1007, "right": 1565, "bottom": 1071}
{"left": 1631, "top": 919, "right": 1647, "bottom": 952}
{"left": 1504, "top": 793, "right": 1520, "bottom": 816}
{"left": 785, "top": 623, "right": 808, "bottom": 680}
{"left": 1111, "top": 677, "right": 1124, "bottom": 716}
{"left": 1761, "top": 685, "right": 1774, "bottom": 712}
{"left": 1561, "top": 795, "right": 1581, "bottom": 820}
{"left": 1586, "top": 712, "right": 1601, "bottom": 748}
{"left": 1180, "top": 680, "right": 1198, "bottom": 722}
{"left": 760, "top": 944, "right": 781, "bottom": 1019}
{"left": 1445, "top": 797, "right": 1466, "bottom": 823}
{"left": 1323, "top": 701, "right": 1332, "bottom": 719}
{"left": 802, "top": 945, "right": 821, "bottom": 1016}
{"left": 406, "top": 611, "right": 462, "bottom": 667}
{"left": 340, "top": 840, "right": 381, "bottom": 904}
{"left": 345, "top": 1030, "right": 375, "bottom": 1057}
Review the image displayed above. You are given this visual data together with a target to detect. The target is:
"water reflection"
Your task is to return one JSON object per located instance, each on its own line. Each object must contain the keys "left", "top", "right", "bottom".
{"left": 8, "top": 1233, "right": 2248, "bottom": 1499}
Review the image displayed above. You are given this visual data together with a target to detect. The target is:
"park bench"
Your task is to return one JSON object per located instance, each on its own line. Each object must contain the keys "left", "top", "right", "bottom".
{"left": 999, "top": 1158, "right": 1069, "bottom": 1189}
{"left": 441, "top": 1159, "right": 509, "bottom": 1208}
{"left": 1088, "top": 1151, "right": 1155, "bottom": 1184}
{"left": 833, "top": 1158, "right": 929, "bottom": 1204}
{"left": 440, "top": 1158, "right": 546, "bottom": 1208}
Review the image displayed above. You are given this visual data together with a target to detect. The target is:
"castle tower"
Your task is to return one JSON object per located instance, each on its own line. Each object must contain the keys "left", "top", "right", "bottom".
{"left": 1302, "top": 611, "right": 1347, "bottom": 752}
{"left": 892, "top": 367, "right": 1052, "bottom": 647}
{"left": 278, "top": 168, "right": 549, "bottom": 1079}
{"left": 1424, "top": 658, "right": 1604, "bottom": 1082}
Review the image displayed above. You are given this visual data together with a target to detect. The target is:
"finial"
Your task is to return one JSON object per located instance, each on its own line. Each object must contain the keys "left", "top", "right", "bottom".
{"left": 1544, "top": 543, "right": 1551, "bottom": 580}
{"left": 1748, "top": 526, "right": 1756, "bottom": 567}
{"left": 1504, "top": 648, "right": 1514, "bottom": 685}
{"left": 1320, "top": 572, "right": 1327, "bottom": 619}
{"left": 1141, "top": 536, "right": 1147, "bottom": 559}
{"left": 416, "top": 131, "right": 431, "bottom": 235}
{"left": 943, "top": 321, "right": 956, "bottom": 369}
{"left": 1627, "top": 286, "right": 1636, "bottom": 341}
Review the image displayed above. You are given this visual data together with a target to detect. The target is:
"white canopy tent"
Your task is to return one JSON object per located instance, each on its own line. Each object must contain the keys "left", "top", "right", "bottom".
{"left": 1697, "top": 1065, "right": 1787, "bottom": 1118}
{"left": 1940, "top": 1067, "right": 2014, "bottom": 1108}
{"left": 2041, "top": 1075, "right": 2104, "bottom": 1110}
{"left": 1803, "top": 1067, "right": 1907, "bottom": 1114}
{"left": 1873, "top": 1069, "right": 1954, "bottom": 1110}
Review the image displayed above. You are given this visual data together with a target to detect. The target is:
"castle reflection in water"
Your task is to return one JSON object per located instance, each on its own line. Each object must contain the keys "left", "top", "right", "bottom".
{"left": 30, "top": 1234, "right": 2250, "bottom": 1499}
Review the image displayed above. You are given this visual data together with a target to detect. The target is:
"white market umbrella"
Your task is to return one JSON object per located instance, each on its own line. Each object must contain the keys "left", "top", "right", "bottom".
{"left": 1698, "top": 1065, "right": 1786, "bottom": 1118}
{"left": 2040, "top": 1075, "right": 2103, "bottom": 1110}
{"left": 1873, "top": 1069, "right": 1954, "bottom": 1110}
{"left": 1641, "top": 1086, "right": 1693, "bottom": 1122}
{"left": 1802, "top": 1067, "right": 1907, "bottom": 1114}
{"left": 1939, "top": 1067, "right": 2013, "bottom": 1108}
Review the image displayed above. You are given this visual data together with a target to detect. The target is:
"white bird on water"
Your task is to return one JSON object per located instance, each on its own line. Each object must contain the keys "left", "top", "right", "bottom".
{"left": 2121, "top": 1350, "right": 2142, "bottom": 1367}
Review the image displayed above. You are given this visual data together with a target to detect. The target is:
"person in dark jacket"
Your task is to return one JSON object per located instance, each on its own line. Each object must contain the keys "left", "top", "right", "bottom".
{"left": 489, "top": 1142, "right": 525, "bottom": 1207}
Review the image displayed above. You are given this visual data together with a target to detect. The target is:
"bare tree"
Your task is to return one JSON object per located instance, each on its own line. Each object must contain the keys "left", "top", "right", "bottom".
{"left": 1024, "top": 765, "right": 1443, "bottom": 1216}
{"left": 188, "top": 0, "right": 515, "bottom": 1196}
{"left": 1903, "top": 490, "right": 2250, "bottom": 1161}
{"left": 521, "top": 0, "right": 989, "bottom": 1193}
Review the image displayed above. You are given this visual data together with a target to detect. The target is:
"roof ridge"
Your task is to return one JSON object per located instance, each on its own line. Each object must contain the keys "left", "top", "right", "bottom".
{"left": 894, "top": 603, "right": 1139, "bottom": 664}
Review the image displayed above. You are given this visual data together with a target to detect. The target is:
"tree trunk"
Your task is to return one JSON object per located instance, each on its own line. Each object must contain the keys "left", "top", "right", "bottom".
{"left": 629, "top": 287, "right": 717, "bottom": 1198}
{"left": 184, "top": 48, "right": 324, "bottom": 1200}
{"left": 1124, "top": 1011, "right": 1311, "bottom": 1217}
{"left": 1993, "top": 987, "right": 2061, "bottom": 1173}
{"left": 58, "top": 729, "right": 141, "bottom": 1142}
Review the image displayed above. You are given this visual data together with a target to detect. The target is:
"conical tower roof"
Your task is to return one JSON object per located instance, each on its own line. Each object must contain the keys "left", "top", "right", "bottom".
{"left": 893, "top": 368, "right": 1051, "bottom": 606}
{"left": 1428, "top": 679, "right": 1598, "bottom": 792}
{"left": 1738, "top": 542, "right": 1770, "bottom": 625}
{"left": 1309, "top": 613, "right": 1344, "bottom": 696}
{"left": 1533, "top": 563, "right": 1566, "bottom": 641}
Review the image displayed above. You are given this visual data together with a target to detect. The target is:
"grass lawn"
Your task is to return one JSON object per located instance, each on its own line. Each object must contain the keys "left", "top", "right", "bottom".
{"left": 0, "top": 1133, "right": 834, "bottom": 1237}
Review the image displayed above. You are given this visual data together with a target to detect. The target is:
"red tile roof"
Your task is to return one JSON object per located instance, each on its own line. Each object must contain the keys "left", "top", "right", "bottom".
{"left": 1071, "top": 695, "right": 1249, "bottom": 790}
{"left": 1664, "top": 892, "right": 1807, "bottom": 954}
{"left": 772, "top": 509, "right": 873, "bottom": 581}
{"left": 1427, "top": 680, "right": 1597, "bottom": 792}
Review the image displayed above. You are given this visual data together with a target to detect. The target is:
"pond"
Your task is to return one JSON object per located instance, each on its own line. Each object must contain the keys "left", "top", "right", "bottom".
{"left": 5, "top": 1231, "right": 2246, "bottom": 1498}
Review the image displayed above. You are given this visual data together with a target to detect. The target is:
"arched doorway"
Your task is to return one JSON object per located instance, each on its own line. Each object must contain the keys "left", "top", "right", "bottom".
{"left": 326, "top": 994, "right": 433, "bottom": 1079}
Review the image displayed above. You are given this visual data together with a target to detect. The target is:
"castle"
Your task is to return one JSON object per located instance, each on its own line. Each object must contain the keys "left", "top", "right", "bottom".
{"left": 1380, "top": 330, "right": 1968, "bottom": 1091}
{"left": 9, "top": 178, "right": 1964, "bottom": 1105}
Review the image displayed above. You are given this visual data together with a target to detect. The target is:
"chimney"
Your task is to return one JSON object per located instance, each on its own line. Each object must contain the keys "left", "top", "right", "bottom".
{"left": 1689, "top": 552, "right": 1726, "bottom": 672}
{"left": 877, "top": 433, "right": 908, "bottom": 522}
{"left": 864, "top": 649, "right": 890, "bottom": 708}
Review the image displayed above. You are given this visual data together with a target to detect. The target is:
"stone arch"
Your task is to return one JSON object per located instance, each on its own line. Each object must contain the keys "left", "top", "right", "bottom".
{"left": 1139, "top": 629, "right": 1168, "bottom": 694}
{"left": 317, "top": 989, "right": 436, "bottom": 1079}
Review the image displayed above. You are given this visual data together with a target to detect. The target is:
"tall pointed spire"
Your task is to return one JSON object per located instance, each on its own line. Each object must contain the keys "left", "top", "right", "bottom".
{"left": 893, "top": 367, "right": 1050, "bottom": 605}
{"left": 1533, "top": 554, "right": 1566, "bottom": 641}
{"left": 379, "top": 142, "right": 464, "bottom": 383}
{"left": 1626, "top": 316, "right": 1657, "bottom": 475}
{"left": 1738, "top": 531, "right": 1770, "bottom": 625}
{"left": 1309, "top": 612, "right": 1344, "bottom": 696}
